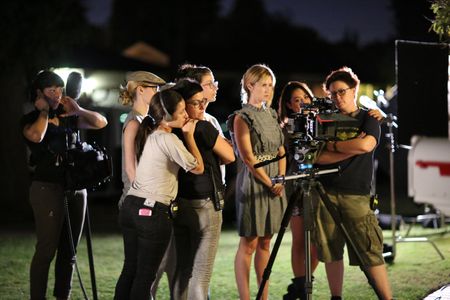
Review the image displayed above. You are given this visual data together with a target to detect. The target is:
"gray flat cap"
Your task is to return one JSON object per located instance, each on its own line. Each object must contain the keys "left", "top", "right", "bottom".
{"left": 126, "top": 71, "right": 166, "bottom": 85}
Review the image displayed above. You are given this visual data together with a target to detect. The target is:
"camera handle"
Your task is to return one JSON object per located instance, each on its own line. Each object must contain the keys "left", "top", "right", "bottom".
{"left": 256, "top": 168, "right": 385, "bottom": 300}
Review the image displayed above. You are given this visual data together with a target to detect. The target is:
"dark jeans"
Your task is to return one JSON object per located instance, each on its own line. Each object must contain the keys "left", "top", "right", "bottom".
{"left": 114, "top": 195, "right": 173, "bottom": 300}
{"left": 29, "top": 181, "right": 87, "bottom": 300}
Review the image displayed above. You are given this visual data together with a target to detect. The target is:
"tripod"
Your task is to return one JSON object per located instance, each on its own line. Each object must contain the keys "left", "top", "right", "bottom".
{"left": 63, "top": 190, "right": 99, "bottom": 300}
{"left": 255, "top": 169, "right": 384, "bottom": 300}
{"left": 383, "top": 114, "right": 444, "bottom": 261}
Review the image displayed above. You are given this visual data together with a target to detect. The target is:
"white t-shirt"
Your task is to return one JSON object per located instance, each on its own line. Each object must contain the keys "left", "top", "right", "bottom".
{"left": 128, "top": 130, "right": 198, "bottom": 205}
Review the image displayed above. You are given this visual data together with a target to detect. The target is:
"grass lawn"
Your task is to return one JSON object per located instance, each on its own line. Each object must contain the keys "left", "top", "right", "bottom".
{"left": 0, "top": 225, "right": 449, "bottom": 300}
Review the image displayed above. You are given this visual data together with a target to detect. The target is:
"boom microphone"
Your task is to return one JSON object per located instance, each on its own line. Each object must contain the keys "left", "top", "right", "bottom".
{"left": 66, "top": 72, "right": 83, "bottom": 100}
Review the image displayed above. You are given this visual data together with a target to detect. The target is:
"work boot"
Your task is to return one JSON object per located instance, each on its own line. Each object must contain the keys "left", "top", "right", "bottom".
{"left": 283, "top": 276, "right": 306, "bottom": 300}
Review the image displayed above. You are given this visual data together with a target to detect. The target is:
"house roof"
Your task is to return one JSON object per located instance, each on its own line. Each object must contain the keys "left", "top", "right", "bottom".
{"left": 57, "top": 47, "right": 168, "bottom": 72}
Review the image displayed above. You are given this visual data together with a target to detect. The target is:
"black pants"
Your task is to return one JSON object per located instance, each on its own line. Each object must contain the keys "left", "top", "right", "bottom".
{"left": 114, "top": 195, "right": 173, "bottom": 300}
{"left": 29, "top": 181, "right": 87, "bottom": 300}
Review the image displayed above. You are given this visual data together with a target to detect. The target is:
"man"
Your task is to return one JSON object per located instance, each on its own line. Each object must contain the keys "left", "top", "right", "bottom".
{"left": 314, "top": 67, "right": 392, "bottom": 300}
{"left": 22, "top": 70, "right": 107, "bottom": 300}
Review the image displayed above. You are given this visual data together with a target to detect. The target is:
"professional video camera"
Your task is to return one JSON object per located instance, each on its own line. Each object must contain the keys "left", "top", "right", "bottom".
{"left": 286, "top": 97, "right": 359, "bottom": 171}
{"left": 64, "top": 141, "right": 113, "bottom": 191}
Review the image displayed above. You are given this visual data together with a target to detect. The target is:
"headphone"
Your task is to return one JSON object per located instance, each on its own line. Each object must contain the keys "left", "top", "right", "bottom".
{"left": 159, "top": 92, "right": 172, "bottom": 121}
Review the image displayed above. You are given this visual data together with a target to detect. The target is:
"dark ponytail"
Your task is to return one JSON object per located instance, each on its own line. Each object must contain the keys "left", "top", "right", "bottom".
{"left": 135, "top": 90, "right": 184, "bottom": 162}
{"left": 135, "top": 115, "right": 157, "bottom": 162}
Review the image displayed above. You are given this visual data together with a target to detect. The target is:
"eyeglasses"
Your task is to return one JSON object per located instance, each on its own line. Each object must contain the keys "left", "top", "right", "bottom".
{"left": 328, "top": 87, "right": 352, "bottom": 99}
{"left": 187, "top": 98, "right": 208, "bottom": 108}
{"left": 201, "top": 81, "right": 219, "bottom": 89}
{"left": 141, "top": 85, "right": 160, "bottom": 92}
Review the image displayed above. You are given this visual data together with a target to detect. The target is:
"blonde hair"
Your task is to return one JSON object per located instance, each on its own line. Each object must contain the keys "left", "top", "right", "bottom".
{"left": 240, "top": 64, "right": 276, "bottom": 104}
{"left": 118, "top": 81, "right": 141, "bottom": 106}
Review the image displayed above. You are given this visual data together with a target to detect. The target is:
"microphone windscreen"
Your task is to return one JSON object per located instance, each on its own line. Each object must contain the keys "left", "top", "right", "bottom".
{"left": 359, "top": 95, "right": 387, "bottom": 118}
{"left": 66, "top": 72, "right": 83, "bottom": 100}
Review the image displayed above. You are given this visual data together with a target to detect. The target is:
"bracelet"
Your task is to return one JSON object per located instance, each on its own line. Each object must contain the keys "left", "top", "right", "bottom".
{"left": 333, "top": 141, "right": 338, "bottom": 152}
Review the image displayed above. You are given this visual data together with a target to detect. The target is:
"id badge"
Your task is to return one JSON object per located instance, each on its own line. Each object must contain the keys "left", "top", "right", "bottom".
{"left": 139, "top": 208, "right": 152, "bottom": 216}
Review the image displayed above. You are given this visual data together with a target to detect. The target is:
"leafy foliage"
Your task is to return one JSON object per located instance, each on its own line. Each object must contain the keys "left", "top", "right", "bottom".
{"left": 430, "top": 0, "right": 450, "bottom": 41}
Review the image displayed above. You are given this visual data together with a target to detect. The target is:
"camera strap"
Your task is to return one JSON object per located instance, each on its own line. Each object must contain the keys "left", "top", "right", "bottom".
{"left": 210, "top": 166, "right": 218, "bottom": 195}
{"left": 253, "top": 153, "right": 286, "bottom": 169}
{"left": 210, "top": 166, "right": 224, "bottom": 211}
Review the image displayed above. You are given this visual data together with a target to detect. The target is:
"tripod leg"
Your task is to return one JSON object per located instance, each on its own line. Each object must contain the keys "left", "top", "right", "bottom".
{"left": 255, "top": 191, "right": 300, "bottom": 300}
{"left": 301, "top": 180, "right": 315, "bottom": 300}
{"left": 84, "top": 203, "right": 98, "bottom": 300}
{"left": 63, "top": 192, "right": 89, "bottom": 300}
{"left": 314, "top": 183, "right": 385, "bottom": 300}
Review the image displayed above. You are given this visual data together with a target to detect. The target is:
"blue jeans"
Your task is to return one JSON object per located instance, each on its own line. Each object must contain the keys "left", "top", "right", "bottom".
{"left": 173, "top": 197, "right": 222, "bottom": 300}
{"left": 29, "top": 181, "right": 87, "bottom": 300}
{"left": 114, "top": 195, "right": 173, "bottom": 300}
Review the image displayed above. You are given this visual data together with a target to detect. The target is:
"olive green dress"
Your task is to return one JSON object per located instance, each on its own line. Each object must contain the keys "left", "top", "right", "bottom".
{"left": 230, "top": 104, "right": 287, "bottom": 237}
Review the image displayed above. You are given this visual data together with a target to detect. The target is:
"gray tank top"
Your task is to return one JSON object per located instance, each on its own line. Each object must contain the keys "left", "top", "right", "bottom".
{"left": 118, "top": 110, "right": 145, "bottom": 207}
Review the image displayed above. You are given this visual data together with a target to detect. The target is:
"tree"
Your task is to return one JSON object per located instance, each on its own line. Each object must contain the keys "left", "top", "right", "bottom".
{"left": 429, "top": 0, "right": 450, "bottom": 42}
{"left": 391, "top": 0, "right": 439, "bottom": 42}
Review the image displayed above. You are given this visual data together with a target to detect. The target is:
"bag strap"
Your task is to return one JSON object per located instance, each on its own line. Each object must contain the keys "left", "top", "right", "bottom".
{"left": 210, "top": 166, "right": 218, "bottom": 195}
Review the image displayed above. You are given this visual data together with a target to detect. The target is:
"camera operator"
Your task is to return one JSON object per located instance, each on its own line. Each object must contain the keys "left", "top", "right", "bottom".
{"left": 313, "top": 67, "right": 392, "bottom": 300}
{"left": 21, "top": 70, "right": 107, "bottom": 300}
{"left": 278, "top": 81, "right": 320, "bottom": 300}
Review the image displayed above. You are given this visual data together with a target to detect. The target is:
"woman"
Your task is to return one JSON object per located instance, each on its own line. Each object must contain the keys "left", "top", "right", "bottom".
{"left": 228, "top": 64, "right": 286, "bottom": 300}
{"left": 175, "top": 63, "right": 226, "bottom": 184}
{"left": 314, "top": 67, "right": 392, "bottom": 300}
{"left": 118, "top": 71, "right": 165, "bottom": 209}
{"left": 22, "top": 70, "right": 107, "bottom": 300}
{"left": 171, "top": 79, "right": 235, "bottom": 299}
{"left": 277, "top": 81, "right": 319, "bottom": 300}
{"left": 114, "top": 89, "right": 204, "bottom": 300}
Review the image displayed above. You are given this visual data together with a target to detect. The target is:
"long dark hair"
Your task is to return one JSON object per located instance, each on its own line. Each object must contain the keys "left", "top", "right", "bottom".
{"left": 278, "top": 81, "right": 314, "bottom": 122}
{"left": 135, "top": 89, "right": 184, "bottom": 161}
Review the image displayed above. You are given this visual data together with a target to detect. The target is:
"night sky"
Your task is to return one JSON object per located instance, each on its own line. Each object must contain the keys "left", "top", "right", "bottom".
{"left": 83, "top": 0, "right": 394, "bottom": 45}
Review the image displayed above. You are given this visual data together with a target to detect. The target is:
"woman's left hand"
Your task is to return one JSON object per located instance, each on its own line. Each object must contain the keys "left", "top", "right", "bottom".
{"left": 182, "top": 118, "right": 198, "bottom": 135}
{"left": 368, "top": 109, "right": 384, "bottom": 121}
{"left": 270, "top": 183, "right": 284, "bottom": 196}
{"left": 60, "top": 96, "right": 81, "bottom": 117}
